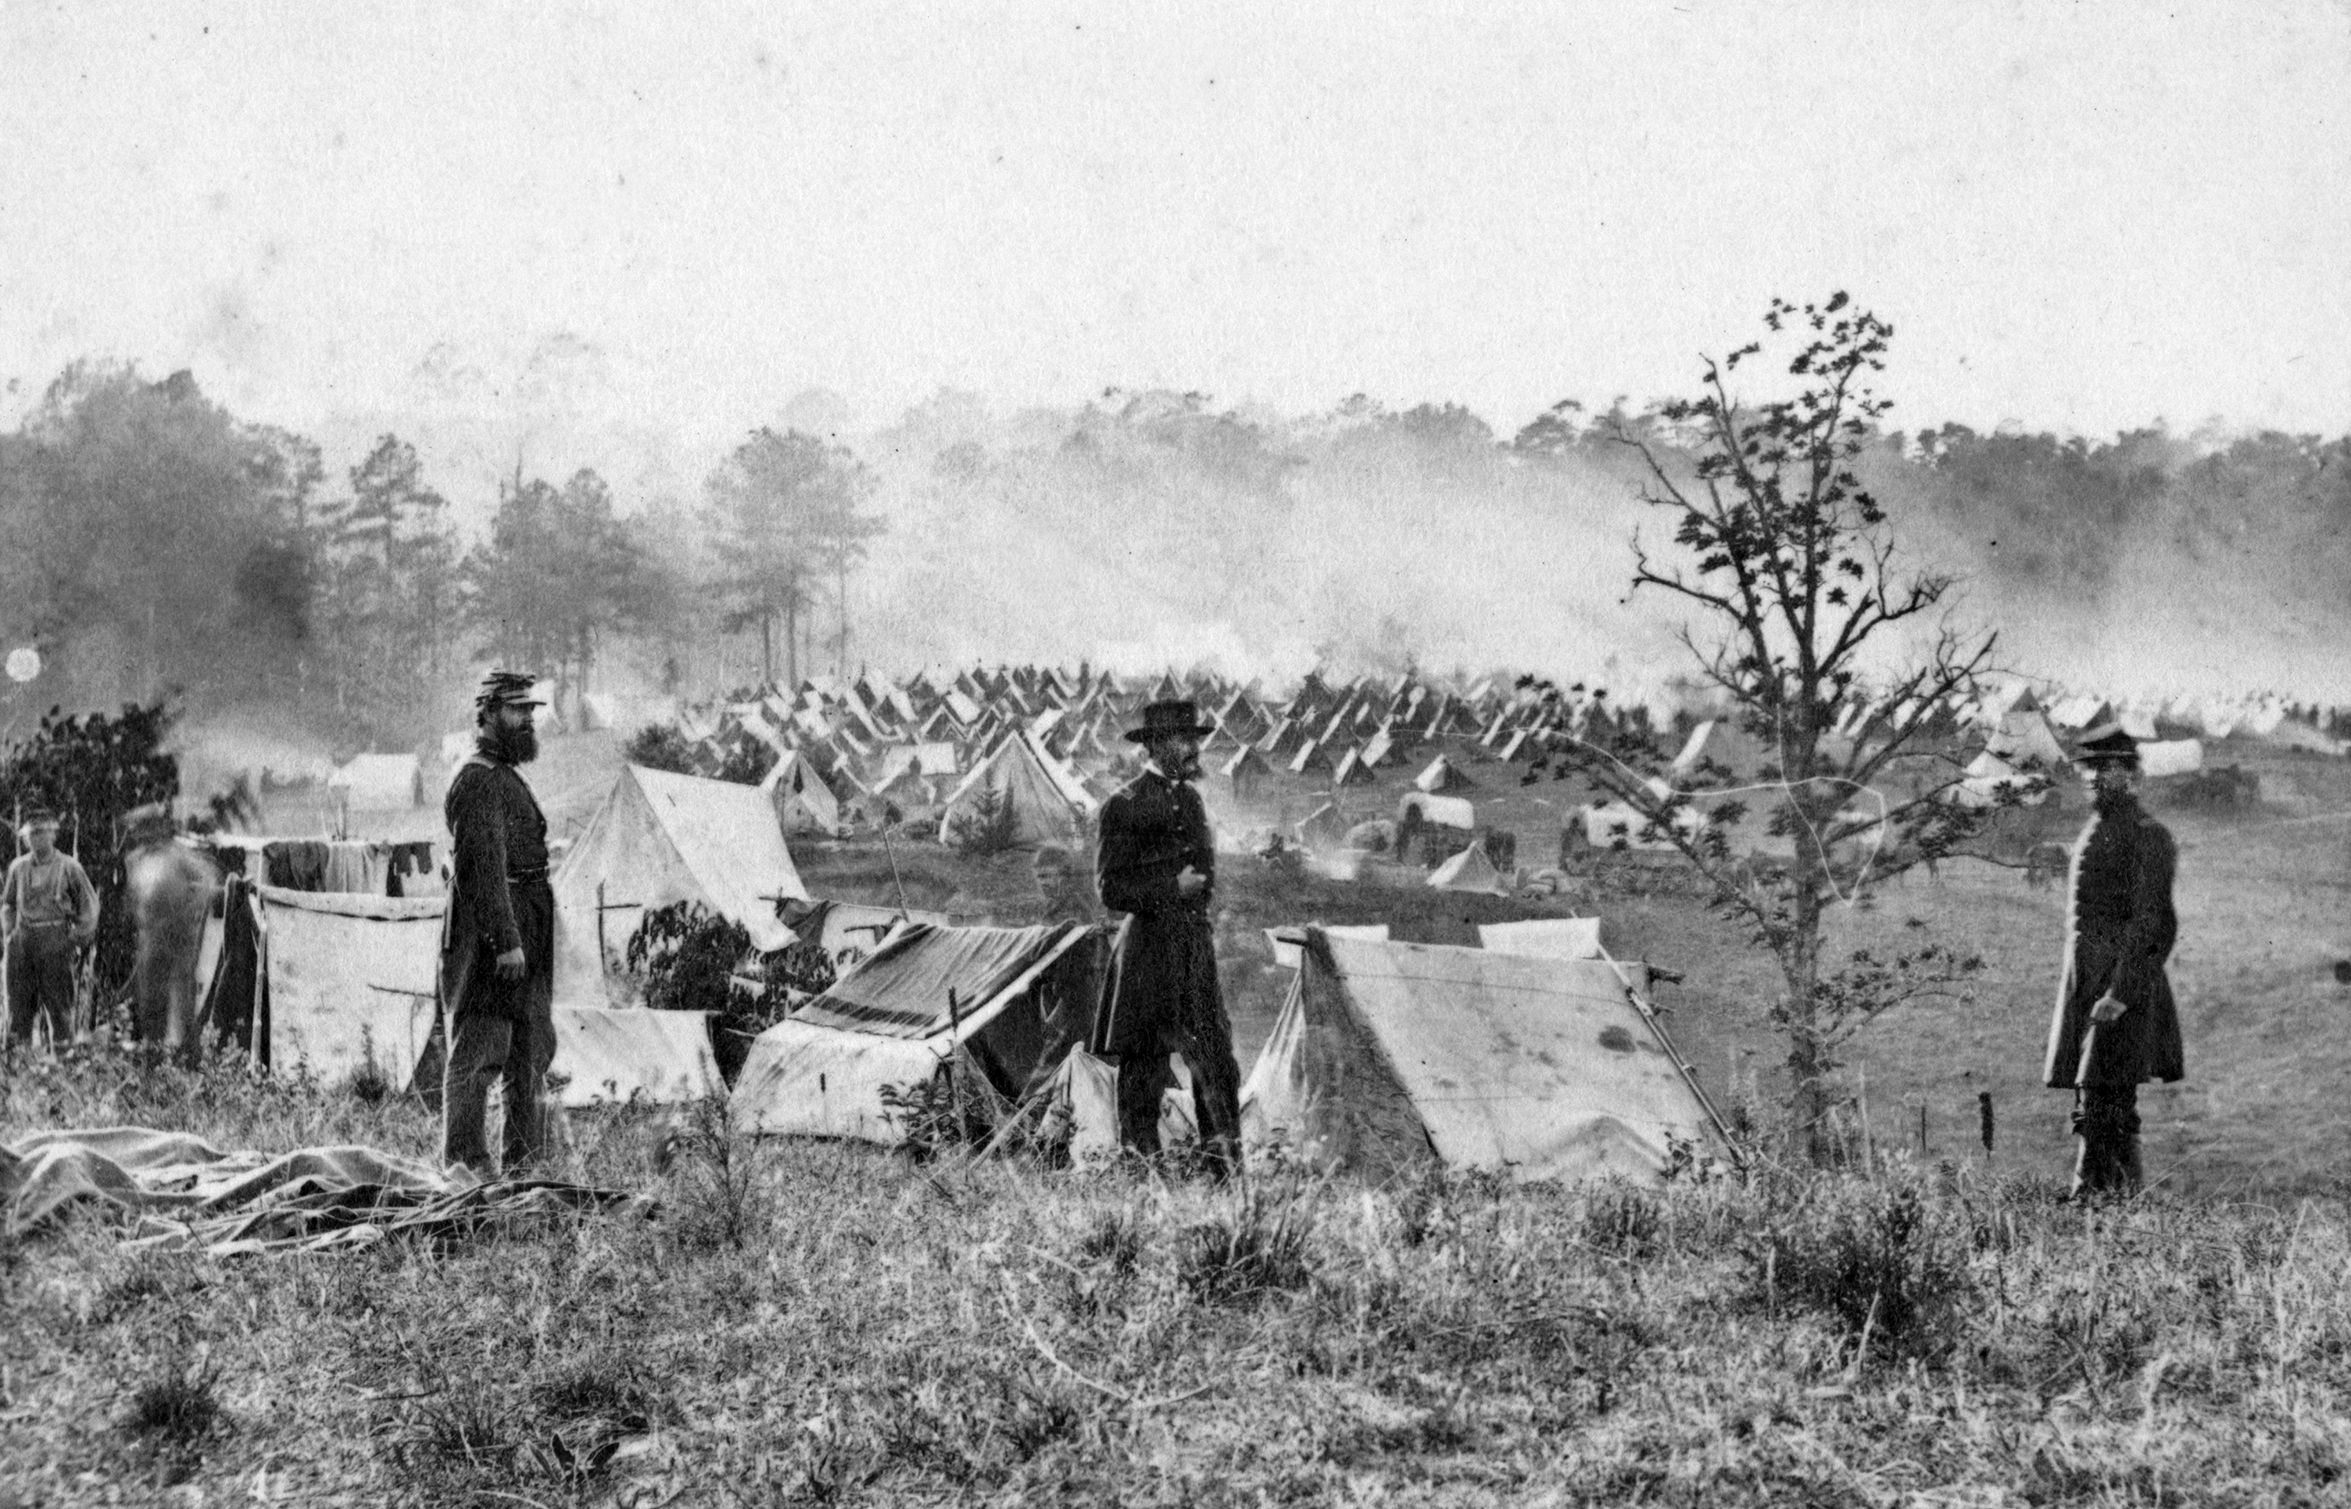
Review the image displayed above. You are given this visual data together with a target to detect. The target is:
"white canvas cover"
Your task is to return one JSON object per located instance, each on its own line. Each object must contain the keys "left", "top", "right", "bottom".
{"left": 1240, "top": 933, "right": 1719, "bottom": 1183}
{"left": 551, "top": 765, "right": 810, "bottom": 1004}
{"left": 551, "top": 1006, "right": 721, "bottom": 1107}
{"left": 1478, "top": 917, "right": 1604, "bottom": 959}
{"left": 733, "top": 922, "right": 1093, "bottom": 1144}
{"left": 2139, "top": 739, "right": 2205, "bottom": 778}
{"left": 258, "top": 887, "right": 442, "bottom": 1090}
{"left": 327, "top": 753, "right": 422, "bottom": 812}
{"left": 937, "top": 731, "right": 1095, "bottom": 850}
{"left": 1427, "top": 844, "right": 1509, "bottom": 895}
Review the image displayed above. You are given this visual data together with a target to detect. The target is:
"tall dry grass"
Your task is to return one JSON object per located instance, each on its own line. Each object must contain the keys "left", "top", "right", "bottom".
{"left": 4, "top": 1048, "right": 2348, "bottom": 1505}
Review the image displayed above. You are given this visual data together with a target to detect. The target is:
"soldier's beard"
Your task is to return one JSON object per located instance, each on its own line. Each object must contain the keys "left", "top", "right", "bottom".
{"left": 480, "top": 722, "right": 540, "bottom": 765}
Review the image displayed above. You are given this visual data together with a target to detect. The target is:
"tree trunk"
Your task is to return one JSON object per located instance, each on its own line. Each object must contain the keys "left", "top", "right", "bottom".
{"left": 759, "top": 613, "right": 774, "bottom": 688}
{"left": 784, "top": 592, "right": 800, "bottom": 691}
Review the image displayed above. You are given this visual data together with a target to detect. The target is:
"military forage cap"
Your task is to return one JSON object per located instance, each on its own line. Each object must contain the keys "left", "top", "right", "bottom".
{"left": 2074, "top": 720, "right": 2141, "bottom": 768}
{"left": 474, "top": 669, "right": 547, "bottom": 715}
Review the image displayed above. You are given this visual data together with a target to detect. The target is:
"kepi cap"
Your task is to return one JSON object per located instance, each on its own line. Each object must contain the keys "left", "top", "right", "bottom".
{"left": 474, "top": 668, "right": 547, "bottom": 715}
{"left": 2073, "top": 720, "right": 2141, "bottom": 767}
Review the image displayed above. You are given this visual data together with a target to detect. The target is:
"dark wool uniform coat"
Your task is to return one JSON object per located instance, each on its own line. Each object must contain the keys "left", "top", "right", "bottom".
{"left": 1091, "top": 769, "right": 1219, "bottom": 1058}
{"left": 439, "top": 755, "right": 554, "bottom": 1023}
{"left": 2043, "top": 794, "right": 2184, "bottom": 1089}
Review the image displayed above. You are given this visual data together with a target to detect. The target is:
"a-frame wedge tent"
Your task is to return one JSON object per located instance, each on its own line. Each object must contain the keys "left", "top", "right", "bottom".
{"left": 936, "top": 730, "right": 1098, "bottom": 850}
{"left": 1414, "top": 754, "right": 1473, "bottom": 792}
{"left": 1240, "top": 931, "right": 1732, "bottom": 1184}
{"left": 1427, "top": 842, "right": 1509, "bottom": 895}
{"left": 733, "top": 921, "right": 1102, "bottom": 1144}
{"left": 760, "top": 748, "right": 842, "bottom": 835}
{"left": 552, "top": 765, "right": 811, "bottom": 1003}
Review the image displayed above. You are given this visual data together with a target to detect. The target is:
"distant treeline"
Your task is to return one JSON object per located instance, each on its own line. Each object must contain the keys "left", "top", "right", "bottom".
{"left": 2, "top": 369, "right": 2344, "bottom": 751}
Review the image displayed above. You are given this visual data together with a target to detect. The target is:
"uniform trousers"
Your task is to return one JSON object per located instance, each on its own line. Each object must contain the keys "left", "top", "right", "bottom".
{"left": 6, "top": 923, "right": 79, "bottom": 1046}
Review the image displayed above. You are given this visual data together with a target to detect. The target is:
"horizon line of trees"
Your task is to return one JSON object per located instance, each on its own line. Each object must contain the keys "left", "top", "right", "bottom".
{"left": 0, "top": 360, "right": 2346, "bottom": 751}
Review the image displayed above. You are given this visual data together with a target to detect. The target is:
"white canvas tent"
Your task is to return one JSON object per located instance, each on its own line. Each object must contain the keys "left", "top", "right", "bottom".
{"left": 327, "top": 753, "right": 423, "bottom": 813}
{"left": 760, "top": 749, "right": 843, "bottom": 836}
{"left": 1427, "top": 843, "right": 1509, "bottom": 895}
{"left": 1240, "top": 932, "right": 1729, "bottom": 1183}
{"left": 2138, "top": 739, "right": 2206, "bottom": 778}
{"left": 1414, "top": 755, "right": 1473, "bottom": 793}
{"left": 1671, "top": 720, "right": 1767, "bottom": 780}
{"left": 937, "top": 730, "right": 1097, "bottom": 850}
{"left": 733, "top": 922, "right": 1098, "bottom": 1144}
{"left": 552, "top": 765, "right": 811, "bottom": 1004}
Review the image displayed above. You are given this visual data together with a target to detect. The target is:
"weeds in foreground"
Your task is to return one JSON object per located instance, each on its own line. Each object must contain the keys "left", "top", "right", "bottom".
{"left": 667, "top": 1093, "right": 769, "bottom": 1252}
{"left": 1749, "top": 1163, "right": 1973, "bottom": 1358}
{"left": 1179, "top": 1177, "right": 1318, "bottom": 1303}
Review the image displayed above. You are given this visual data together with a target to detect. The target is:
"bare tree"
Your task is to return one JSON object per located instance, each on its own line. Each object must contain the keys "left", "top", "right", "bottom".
{"left": 1538, "top": 294, "right": 2021, "bottom": 1160}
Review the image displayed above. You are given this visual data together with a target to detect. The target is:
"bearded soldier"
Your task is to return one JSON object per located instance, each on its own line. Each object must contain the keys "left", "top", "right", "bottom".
{"left": 2043, "top": 723, "right": 2183, "bottom": 1198}
{"left": 440, "top": 670, "right": 556, "bottom": 1175}
{"left": 1092, "top": 699, "right": 1243, "bottom": 1177}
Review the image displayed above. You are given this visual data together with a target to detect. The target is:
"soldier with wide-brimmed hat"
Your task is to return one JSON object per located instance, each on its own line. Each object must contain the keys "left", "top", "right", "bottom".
{"left": 1092, "top": 697, "right": 1245, "bottom": 1177}
{"left": 439, "top": 669, "right": 556, "bottom": 1175}
{"left": 2043, "top": 721, "right": 2183, "bottom": 1198}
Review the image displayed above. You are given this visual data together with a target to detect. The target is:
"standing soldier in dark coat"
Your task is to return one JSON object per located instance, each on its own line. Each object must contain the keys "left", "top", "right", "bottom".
{"left": 1093, "top": 700, "right": 1244, "bottom": 1177}
{"left": 2043, "top": 723, "right": 2183, "bottom": 1198}
{"left": 440, "top": 670, "right": 557, "bottom": 1176}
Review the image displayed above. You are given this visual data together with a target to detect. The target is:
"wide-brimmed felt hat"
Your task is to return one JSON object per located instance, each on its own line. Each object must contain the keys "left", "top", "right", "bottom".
{"left": 1124, "top": 699, "right": 1217, "bottom": 743}
{"left": 474, "top": 668, "right": 547, "bottom": 715}
{"left": 18, "top": 807, "right": 57, "bottom": 828}
{"left": 2073, "top": 721, "right": 2141, "bottom": 767}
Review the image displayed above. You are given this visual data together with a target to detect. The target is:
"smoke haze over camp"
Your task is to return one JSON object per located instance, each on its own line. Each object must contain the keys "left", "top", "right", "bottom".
{"left": 2, "top": 3, "right": 2348, "bottom": 714}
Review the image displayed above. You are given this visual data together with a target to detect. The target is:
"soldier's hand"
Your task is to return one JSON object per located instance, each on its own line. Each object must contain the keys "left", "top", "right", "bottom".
{"left": 1176, "top": 865, "right": 1208, "bottom": 899}
{"left": 495, "top": 946, "right": 528, "bottom": 981}
{"left": 2089, "top": 993, "right": 2128, "bottom": 1024}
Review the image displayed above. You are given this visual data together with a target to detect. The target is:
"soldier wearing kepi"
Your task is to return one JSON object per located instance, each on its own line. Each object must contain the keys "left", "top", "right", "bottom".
{"left": 3, "top": 809, "right": 100, "bottom": 1049}
{"left": 1093, "top": 699, "right": 1245, "bottom": 1178}
{"left": 440, "top": 670, "right": 557, "bottom": 1176}
{"left": 2043, "top": 722, "right": 2183, "bottom": 1198}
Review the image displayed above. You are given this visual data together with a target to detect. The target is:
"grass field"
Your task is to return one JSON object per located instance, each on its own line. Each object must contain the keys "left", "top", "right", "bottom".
{"left": 8, "top": 728, "right": 2342, "bottom": 1503}
{"left": 5, "top": 1053, "right": 2350, "bottom": 1506}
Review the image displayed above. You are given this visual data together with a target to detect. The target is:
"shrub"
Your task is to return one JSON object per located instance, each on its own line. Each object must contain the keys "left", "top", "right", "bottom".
{"left": 1749, "top": 1171, "right": 1971, "bottom": 1359}
{"left": 622, "top": 722, "right": 699, "bottom": 776}
{"left": 945, "top": 783, "right": 1023, "bottom": 857}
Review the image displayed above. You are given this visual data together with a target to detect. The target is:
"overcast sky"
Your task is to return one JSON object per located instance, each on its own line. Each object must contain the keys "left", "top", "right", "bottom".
{"left": 5, "top": 1, "right": 2346, "bottom": 450}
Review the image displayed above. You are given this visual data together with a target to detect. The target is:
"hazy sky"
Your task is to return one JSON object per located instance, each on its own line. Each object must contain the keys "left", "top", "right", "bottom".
{"left": 5, "top": 1, "right": 2347, "bottom": 449}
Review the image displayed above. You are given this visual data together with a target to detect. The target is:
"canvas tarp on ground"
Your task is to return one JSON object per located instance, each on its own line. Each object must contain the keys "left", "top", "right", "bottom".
{"left": 551, "top": 765, "right": 811, "bottom": 1006}
{"left": 1240, "top": 931, "right": 1722, "bottom": 1184}
{"left": 733, "top": 922, "right": 1097, "bottom": 1144}
{"left": 257, "top": 887, "right": 443, "bottom": 1090}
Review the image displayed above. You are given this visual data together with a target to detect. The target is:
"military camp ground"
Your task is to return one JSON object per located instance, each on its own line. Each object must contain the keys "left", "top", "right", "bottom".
{"left": 160, "top": 662, "right": 2351, "bottom": 1196}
